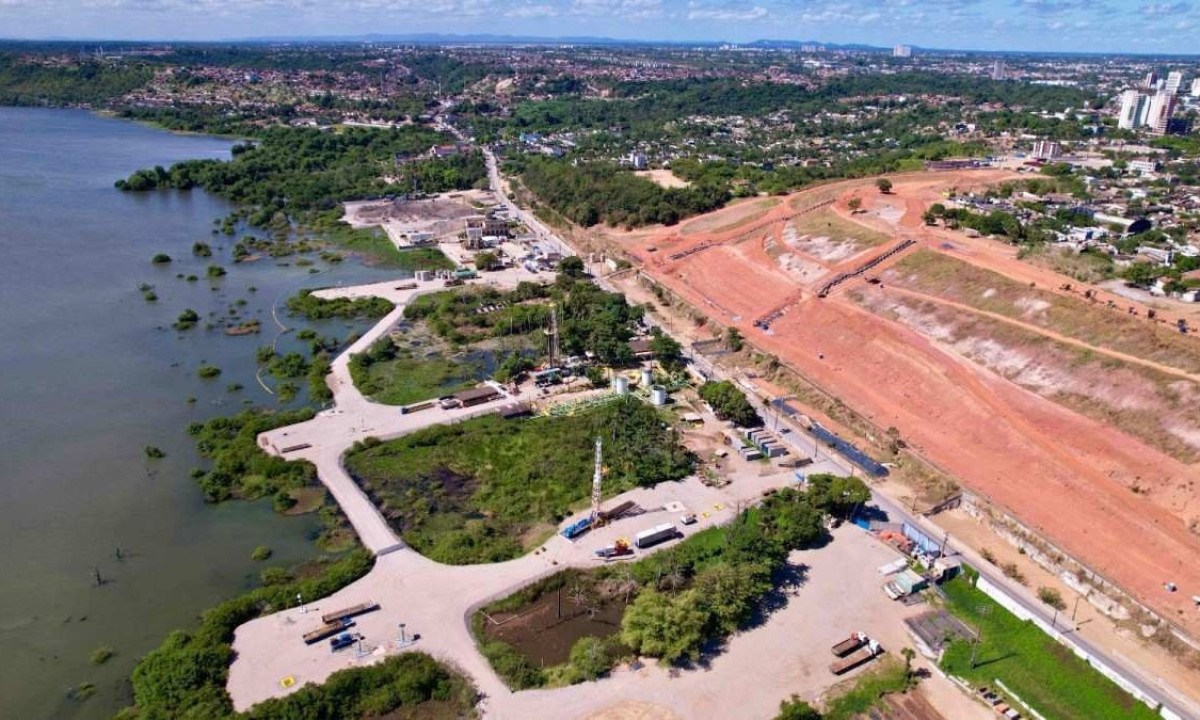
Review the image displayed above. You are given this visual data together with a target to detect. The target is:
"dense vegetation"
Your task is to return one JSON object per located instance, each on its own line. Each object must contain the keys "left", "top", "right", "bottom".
{"left": 476, "top": 478, "right": 870, "bottom": 688}
{"left": 0, "top": 55, "right": 152, "bottom": 105}
{"left": 699, "top": 380, "right": 761, "bottom": 427}
{"left": 239, "top": 653, "right": 476, "bottom": 720}
{"left": 512, "top": 75, "right": 1092, "bottom": 135}
{"left": 518, "top": 157, "right": 730, "bottom": 227}
{"left": 404, "top": 276, "right": 647, "bottom": 365}
{"left": 119, "top": 550, "right": 375, "bottom": 719}
{"left": 345, "top": 395, "right": 696, "bottom": 564}
{"left": 349, "top": 336, "right": 483, "bottom": 406}
{"left": 115, "top": 126, "right": 486, "bottom": 225}
{"left": 285, "top": 288, "right": 394, "bottom": 321}
{"left": 187, "top": 408, "right": 317, "bottom": 507}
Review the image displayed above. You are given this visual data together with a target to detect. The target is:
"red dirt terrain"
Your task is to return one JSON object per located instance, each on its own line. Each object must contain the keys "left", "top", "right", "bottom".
{"left": 612, "top": 171, "right": 1200, "bottom": 633}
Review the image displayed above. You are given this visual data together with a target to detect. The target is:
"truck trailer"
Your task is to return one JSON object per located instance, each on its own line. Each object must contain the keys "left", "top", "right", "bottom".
{"left": 829, "top": 639, "right": 881, "bottom": 675}
{"left": 831, "top": 631, "right": 868, "bottom": 657}
{"left": 634, "top": 523, "right": 679, "bottom": 549}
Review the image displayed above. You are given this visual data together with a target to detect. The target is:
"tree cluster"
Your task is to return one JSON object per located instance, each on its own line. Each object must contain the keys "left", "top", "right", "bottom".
{"left": 699, "top": 381, "right": 761, "bottom": 427}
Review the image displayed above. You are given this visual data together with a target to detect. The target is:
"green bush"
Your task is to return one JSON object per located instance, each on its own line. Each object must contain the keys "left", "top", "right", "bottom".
{"left": 151, "top": 253, "right": 172, "bottom": 264}
{"left": 698, "top": 380, "right": 761, "bottom": 427}
{"left": 197, "top": 365, "right": 222, "bottom": 379}
{"left": 90, "top": 646, "right": 115, "bottom": 665}
{"left": 249, "top": 546, "right": 272, "bottom": 562}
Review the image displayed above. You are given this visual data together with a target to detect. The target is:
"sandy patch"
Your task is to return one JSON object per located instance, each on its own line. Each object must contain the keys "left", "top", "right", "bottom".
{"left": 635, "top": 169, "right": 690, "bottom": 189}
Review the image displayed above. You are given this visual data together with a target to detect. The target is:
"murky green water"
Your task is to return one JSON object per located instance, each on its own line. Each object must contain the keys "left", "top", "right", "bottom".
{"left": 0, "top": 108, "right": 398, "bottom": 718}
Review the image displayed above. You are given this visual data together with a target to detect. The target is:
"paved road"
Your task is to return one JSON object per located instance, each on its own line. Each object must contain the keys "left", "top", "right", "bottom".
{"left": 756, "top": 391, "right": 1199, "bottom": 720}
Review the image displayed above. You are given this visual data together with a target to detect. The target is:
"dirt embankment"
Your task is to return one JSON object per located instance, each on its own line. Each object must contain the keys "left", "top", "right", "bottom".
{"left": 615, "top": 171, "right": 1200, "bottom": 634}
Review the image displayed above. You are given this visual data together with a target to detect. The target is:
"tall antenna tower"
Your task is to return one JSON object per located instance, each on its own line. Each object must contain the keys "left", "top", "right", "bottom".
{"left": 590, "top": 437, "right": 603, "bottom": 521}
{"left": 547, "top": 304, "right": 560, "bottom": 366}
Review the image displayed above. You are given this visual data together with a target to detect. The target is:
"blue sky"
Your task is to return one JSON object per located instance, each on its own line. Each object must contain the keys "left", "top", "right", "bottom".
{"left": 0, "top": 0, "right": 1197, "bottom": 53}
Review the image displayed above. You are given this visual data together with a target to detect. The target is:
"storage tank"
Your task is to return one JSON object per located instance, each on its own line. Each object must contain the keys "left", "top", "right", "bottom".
{"left": 650, "top": 385, "right": 668, "bottom": 406}
{"left": 640, "top": 368, "right": 653, "bottom": 387}
{"left": 613, "top": 375, "right": 630, "bottom": 394}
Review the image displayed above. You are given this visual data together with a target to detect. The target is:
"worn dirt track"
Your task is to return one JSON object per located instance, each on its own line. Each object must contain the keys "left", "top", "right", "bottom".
{"left": 614, "top": 171, "right": 1200, "bottom": 633}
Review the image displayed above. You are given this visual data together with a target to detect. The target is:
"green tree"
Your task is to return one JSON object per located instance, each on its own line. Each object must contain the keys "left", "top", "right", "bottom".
{"left": 695, "top": 562, "right": 772, "bottom": 634}
{"left": 620, "top": 589, "right": 708, "bottom": 663}
{"left": 775, "top": 696, "right": 823, "bottom": 720}
{"left": 1037, "top": 586, "right": 1066, "bottom": 611}
{"left": 698, "top": 381, "right": 760, "bottom": 427}
{"left": 558, "top": 255, "right": 587, "bottom": 278}
{"left": 649, "top": 327, "right": 684, "bottom": 371}
{"left": 847, "top": 197, "right": 862, "bottom": 214}
{"left": 725, "top": 326, "right": 744, "bottom": 352}
{"left": 876, "top": 178, "right": 893, "bottom": 194}
{"left": 474, "top": 251, "right": 500, "bottom": 271}
{"left": 568, "top": 636, "right": 612, "bottom": 681}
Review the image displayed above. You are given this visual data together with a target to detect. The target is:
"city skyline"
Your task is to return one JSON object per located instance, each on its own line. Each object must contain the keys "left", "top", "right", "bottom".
{"left": 2, "top": 0, "right": 1200, "bottom": 55}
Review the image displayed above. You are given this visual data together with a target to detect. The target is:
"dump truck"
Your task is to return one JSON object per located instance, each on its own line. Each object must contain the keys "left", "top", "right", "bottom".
{"left": 829, "top": 639, "right": 881, "bottom": 675}
{"left": 320, "top": 601, "right": 380, "bottom": 625}
{"left": 634, "top": 523, "right": 679, "bottom": 550}
{"left": 831, "top": 631, "right": 868, "bottom": 657}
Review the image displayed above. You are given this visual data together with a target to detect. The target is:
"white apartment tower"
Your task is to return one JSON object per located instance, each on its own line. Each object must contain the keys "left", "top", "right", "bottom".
{"left": 1118, "top": 90, "right": 1147, "bottom": 130}
{"left": 992, "top": 59, "right": 1006, "bottom": 81}
{"left": 1192, "top": 78, "right": 1200, "bottom": 97}
{"left": 1147, "top": 90, "right": 1177, "bottom": 135}
{"left": 893, "top": 45, "right": 912, "bottom": 58}
{"left": 1165, "top": 71, "right": 1185, "bottom": 95}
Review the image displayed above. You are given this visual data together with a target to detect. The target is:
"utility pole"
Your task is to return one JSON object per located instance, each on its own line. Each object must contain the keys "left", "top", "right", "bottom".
{"left": 970, "top": 605, "right": 990, "bottom": 668}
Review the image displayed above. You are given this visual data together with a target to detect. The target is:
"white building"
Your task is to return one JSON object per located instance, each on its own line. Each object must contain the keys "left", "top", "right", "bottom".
{"left": 1031, "top": 140, "right": 1061, "bottom": 160}
{"left": 992, "top": 59, "right": 1005, "bottom": 81}
{"left": 1191, "top": 78, "right": 1200, "bottom": 98}
{"left": 1129, "top": 159, "right": 1159, "bottom": 175}
{"left": 893, "top": 45, "right": 912, "bottom": 58}
{"left": 1118, "top": 90, "right": 1148, "bottom": 130}
{"left": 1165, "top": 71, "right": 1185, "bottom": 96}
{"left": 628, "top": 151, "right": 648, "bottom": 170}
{"left": 1147, "top": 90, "right": 1177, "bottom": 135}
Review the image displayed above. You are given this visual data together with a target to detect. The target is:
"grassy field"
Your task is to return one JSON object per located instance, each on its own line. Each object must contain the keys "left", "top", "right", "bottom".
{"left": 317, "top": 222, "right": 455, "bottom": 271}
{"left": 351, "top": 351, "right": 483, "bottom": 406}
{"left": 1020, "top": 245, "right": 1116, "bottom": 284}
{"left": 788, "top": 208, "right": 891, "bottom": 250}
{"left": 888, "top": 250, "right": 1200, "bottom": 374}
{"left": 821, "top": 658, "right": 911, "bottom": 720}
{"left": 344, "top": 396, "right": 695, "bottom": 564}
{"left": 940, "top": 576, "right": 1160, "bottom": 720}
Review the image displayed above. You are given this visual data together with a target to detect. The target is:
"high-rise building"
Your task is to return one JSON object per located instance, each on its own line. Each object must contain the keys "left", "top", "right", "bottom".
{"left": 1192, "top": 78, "right": 1200, "bottom": 97}
{"left": 1147, "top": 90, "right": 1177, "bottom": 135}
{"left": 992, "top": 59, "right": 1005, "bottom": 81}
{"left": 1118, "top": 89, "right": 1147, "bottom": 130}
{"left": 893, "top": 45, "right": 912, "bottom": 58}
{"left": 1144, "top": 71, "right": 1158, "bottom": 89}
{"left": 1165, "top": 71, "right": 1185, "bottom": 95}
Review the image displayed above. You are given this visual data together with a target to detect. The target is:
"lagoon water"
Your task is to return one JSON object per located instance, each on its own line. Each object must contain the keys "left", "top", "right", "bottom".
{"left": 0, "top": 108, "right": 398, "bottom": 717}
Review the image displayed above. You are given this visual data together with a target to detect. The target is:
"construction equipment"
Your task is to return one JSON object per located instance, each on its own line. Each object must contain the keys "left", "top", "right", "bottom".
{"left": 594, "top": 539, "right": 633, "bottom": 559}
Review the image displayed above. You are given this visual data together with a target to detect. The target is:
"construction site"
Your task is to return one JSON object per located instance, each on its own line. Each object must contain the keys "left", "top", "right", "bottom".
{"left": 604, "top": 169, "right": 1200, "bottom": 645}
